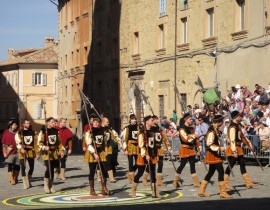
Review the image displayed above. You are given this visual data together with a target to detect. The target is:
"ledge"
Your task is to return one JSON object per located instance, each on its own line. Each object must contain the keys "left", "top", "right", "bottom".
{"left": 155, "top": 48, "right": 166, "bottom": 56}
{"left": 231, "top": 30, "right": 248, "bottom": 41}
{"left": 75, "top": 16, "right": 80, "bottom": 22}
{"left": 201, "top": 37, "right": 217, "bottom": 47}
{"left": 177, "top": 43, "right": 190, "bottom": 51}
{"left": 131, "top": 54, "right": 141, "bottom": 61}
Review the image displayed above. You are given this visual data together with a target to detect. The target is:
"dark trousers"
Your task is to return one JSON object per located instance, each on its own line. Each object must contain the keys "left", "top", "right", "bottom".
{"left": 176, "top": 156, "right": 196, "bottom": 174}
{"left": 44, "top": 159, "right": 58, "bottom": 179}
{"left": 157, "top": 156, "right": 164, "bottom": 173}
{"left": 128, "top": 155, "right": 138, "bottom": 172}
{"left": 8, "top": 163, "right": 20, "bottom": 172}
{"left": 225, "top": 155, "right": 247, "bottom": 175}
{"left": 134, "top": 164, "right": 156, "bottom": 183}
{"left": 88, "top": 162, "right": 107, "bottom": 181}
{"left": 204, "top": 163, "right": 224, "bottom": 182}
{"left": 20, "top": 158, "right": 34, "bottom": 177}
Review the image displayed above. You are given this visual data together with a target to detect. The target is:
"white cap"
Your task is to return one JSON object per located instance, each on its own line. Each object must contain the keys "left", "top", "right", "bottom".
{"left": 235, "top": 84, "right": 241, "bottom": 89}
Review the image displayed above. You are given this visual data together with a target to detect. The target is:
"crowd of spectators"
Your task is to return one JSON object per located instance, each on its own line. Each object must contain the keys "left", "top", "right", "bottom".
{"left": 161, "top": 83, "right": 270, "bottom": 155}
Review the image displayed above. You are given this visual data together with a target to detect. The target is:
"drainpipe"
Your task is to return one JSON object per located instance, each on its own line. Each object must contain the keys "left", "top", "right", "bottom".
{"left": 174, "top": 0, "right": 178, "bottom": 111}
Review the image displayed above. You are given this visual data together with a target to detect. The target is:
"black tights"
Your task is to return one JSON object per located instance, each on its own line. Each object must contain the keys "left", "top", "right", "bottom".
{"left": 54, "top": 155, "right": 67, "bottom": 169}
{"left": 157, "top": 156, "right": 163, "bottom": 173}
{"left": 134, "top": 164, "right": 156, "bottom": 183}
{"left": 44, "top": 160, "right": 58, "bottom": 179}
{"left": 204, "top": 163, "right": 224, "bottom": 182}
{"left": 20, "top": 159, "right": 34, "bottom": 177}
{"left": 8, "top": 163, "right": 20, "bottom": 172}
{"left": 88, "top": 162, "right": 107, "bottom": 181}
{"left": 225, "top": 156, "right": 247, "bottom": 175}
{"left": 176, "top": 156, "right": 196, "bottom": 174}
{"left": 128, "top": 155, "right": 138, "bottom": 172}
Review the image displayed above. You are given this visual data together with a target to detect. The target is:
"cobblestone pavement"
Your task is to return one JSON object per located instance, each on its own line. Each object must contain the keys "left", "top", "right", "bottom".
{"left": 0, "top": 153, "right": 269, "bottom": 210}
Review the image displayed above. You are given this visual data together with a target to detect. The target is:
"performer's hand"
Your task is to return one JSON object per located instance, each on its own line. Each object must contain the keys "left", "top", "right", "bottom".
{"left": 146, "top": 155, "right": 150, "bottom": 162}
{"left": 20, "top": 148, "right": 26, "bottom": 154}
{"left": 93, "top": 153, "right": 99, "bottom": 160}
{"left": 124, "top": 151, "right": 128, "bottom": 156}
{"left": 157, "top": 156, "right": 159, "bottom": 162}
{"left": 68, "top": 149, "right": 72, "bottom": 155}
{"left": 83, "top": 147, "right": 87, "bottom": 152}
{"left": 44, "top": 146, "right": 49, "bottom": 151}
{"left": 3, "top": 153, "right": 7, "bottom": 158}
{"left": 199, "top": 147, "right": 202, "bottom": 153}
{"left": 249, "top": 145, "right": 254, "bottom": 151}
{"left": 219, "top": 147, "right": 225, "bottom": 152}
{"left": 35, "top": 155, "right": 40, "bottom": 160}
{"left": 60, "top": 153, "right": 64, "bottom": 158}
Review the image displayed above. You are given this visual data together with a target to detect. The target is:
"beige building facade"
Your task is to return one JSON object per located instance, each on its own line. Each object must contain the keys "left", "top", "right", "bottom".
{"left": 0, "top": 37, "right": 58, "bottom": 130}
{"left": 119, "top": 0, "right": 270, "bottom": 125}
{"left": 57, "top": 0, "right": 121, "bottom": 135}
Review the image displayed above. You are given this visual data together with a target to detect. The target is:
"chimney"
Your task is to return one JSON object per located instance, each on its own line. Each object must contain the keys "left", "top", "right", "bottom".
{"left": 8, "top": 48, "right": 15, "bottom": 60}
{"left": 44, "top": 36, "right": 55, "bottom": 48}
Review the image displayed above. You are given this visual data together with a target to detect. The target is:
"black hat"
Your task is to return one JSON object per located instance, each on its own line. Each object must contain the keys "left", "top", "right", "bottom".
{"left": 183, "top": 113, "right": 191, "bottom": 120}
{"left": 231, "top": 110, "right": 240, "bottom": 119}
{"left": 152, "top": 115, "right": 158, "bottom": 119}
{"left": 213, "top": 114, "right": 224, "bottom": 123}
{"left": 130, "top": 114, "right": 136, "bottom": 119}
{"left": 90, "top": 113, "right": 97, "bottom": 118}
{"left": 8, "top": 118, "right": 18, "bottom": 128}
{"left": 144, "top": 115, "right": 152, "bottom": 122}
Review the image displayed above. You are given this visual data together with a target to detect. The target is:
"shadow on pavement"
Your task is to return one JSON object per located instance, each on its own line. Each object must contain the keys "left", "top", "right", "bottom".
{"left": 27, "top": 197, "right": 270, "bottom": 210}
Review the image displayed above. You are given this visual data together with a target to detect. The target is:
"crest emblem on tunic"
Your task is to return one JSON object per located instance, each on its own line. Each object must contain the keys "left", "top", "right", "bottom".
{"left": 48, "top": 135, "right": 57, "bottom": 145}
{"left": 24, "top": 136, "right": 33, "bottom": 145}
{"left": 155, "top": 133, "right": 161, "bottom": 142}
{"left": 148, "top": 137, "right": 154, "bottom": 148}
{"left": 132, "top": 131, "right": 138, "bottom": 139}
{"left": 95, "top": 135, "right": 103, "bottom": 145}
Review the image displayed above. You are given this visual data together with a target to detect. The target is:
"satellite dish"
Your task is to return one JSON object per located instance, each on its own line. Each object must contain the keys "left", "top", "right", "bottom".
{"left": 128, "top": 88, "right": 135, "bottom": 100}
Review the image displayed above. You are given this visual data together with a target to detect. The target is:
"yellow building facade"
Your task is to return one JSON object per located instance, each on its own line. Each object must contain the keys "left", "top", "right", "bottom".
{"left": 0, "top": 38, "right": 58, "bottom": 131}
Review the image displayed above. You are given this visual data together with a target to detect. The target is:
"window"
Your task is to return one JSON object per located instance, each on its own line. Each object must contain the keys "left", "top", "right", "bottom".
{"left": 34, "top": 103, "right": 42, "bottom": 119}
{"left": 237, "top": 0, "right": 245, "bottom": 30}
{"left": 159, "top": 24, "right": 165, "bottom": 49}
{"left": 32, "top": 73, "right": 47, "bottom": 86}
{"left": 76, "top": 49, "right": 80, "bottom": 67}
{"left": 180, "top": 93, "right": 187, "bottom": 110}
{"left": 207, "top": 8, "right": 214, "bottom": 37}
{"left": 0, "top": 73, "right": 7, "bottom": 87}
{"left": 159, "top": 0, "right": 166, "bottom": 17}
{"left": 181, "top": 18, "right": 188, "bottom": 44}
{"left": 84, "top": 47, "right": 88, "bottom": 65}
{"left": 180, "top": 0, "right": 188, "bottom": 11}
{"left": 134, "top": 32, "right": 139, "bottom": 54}
{"left": 159, "top": 95, "right": 164, "bottom": 118}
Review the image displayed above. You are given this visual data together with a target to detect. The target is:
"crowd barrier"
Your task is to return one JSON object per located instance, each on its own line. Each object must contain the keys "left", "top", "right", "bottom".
{"left": 163, "top": 134, "right": 270, "bottom": 168}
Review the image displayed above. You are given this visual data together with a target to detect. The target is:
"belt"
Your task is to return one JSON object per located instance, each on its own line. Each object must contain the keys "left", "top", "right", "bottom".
{"left": 24, "top": 145, "right": 33, "bottom": 149}
{"left": 49, "top": 146, "right": 56, "bottom": 150}
{"left": 128, "top": 140, "right": 138, "bottom": 144}
{"left": 156, "top": 143, "right": 161, "bottom": 147}
{"left": 229, "top": 142, "right": 241, "bottom": 146}
{"left": 181, "top": 144, "right": 193, "bottom": 149}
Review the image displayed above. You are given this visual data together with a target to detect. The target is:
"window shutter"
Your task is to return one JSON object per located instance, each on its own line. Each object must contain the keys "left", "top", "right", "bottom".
{"left": 6, "top": 74, "right": 9, "bottom": 86}
{"left": 34, "top": 103, "right": 41, "bottom": 119}
{"left": 42, "top": 73, "right": 47, "bottom": 86}
{"left": 32, "top": 73, "right": 35, "bottom": 86}
{"left": 13, "top": 73, "right": 17, "bottom": 86}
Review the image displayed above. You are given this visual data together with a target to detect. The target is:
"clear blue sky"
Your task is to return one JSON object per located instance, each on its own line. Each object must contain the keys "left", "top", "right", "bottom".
{"left": 0, "top": 0, "right": 58, "bottom": 62}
